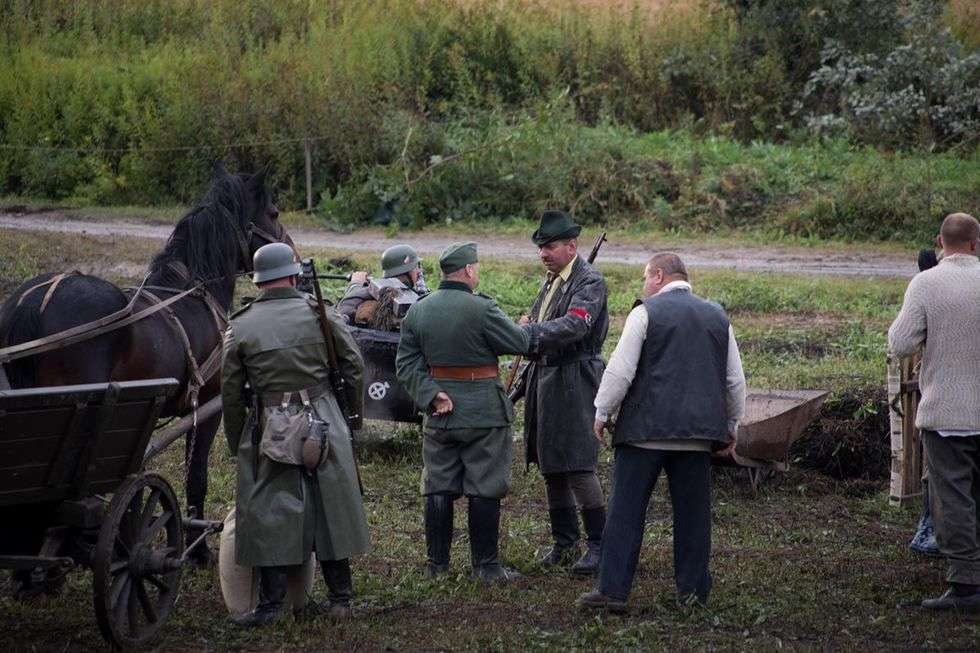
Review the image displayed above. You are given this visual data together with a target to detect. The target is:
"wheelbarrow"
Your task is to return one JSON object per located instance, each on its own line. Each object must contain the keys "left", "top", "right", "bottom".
{"left": 717, "top": 388, "right": 830, "bottom": 491}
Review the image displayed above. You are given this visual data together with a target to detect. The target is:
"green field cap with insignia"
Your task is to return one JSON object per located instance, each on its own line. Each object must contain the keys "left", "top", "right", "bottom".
{"left": 531, "top": 210, "right": 581, "bottom": 246}
{"left": 439, "top": 241, "right": 478, "bottom": 273}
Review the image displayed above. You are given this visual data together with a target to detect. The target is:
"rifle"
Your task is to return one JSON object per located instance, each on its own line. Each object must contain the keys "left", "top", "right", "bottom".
{"left": 505, "top": 231, "right": 607, "bottom": 401}
{"left": 301, "top": 258, "right": 365, "bottom": 494}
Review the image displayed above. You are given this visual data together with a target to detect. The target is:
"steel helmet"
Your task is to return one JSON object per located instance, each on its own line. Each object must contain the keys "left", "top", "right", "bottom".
{"left": 252, "top": 242, "right": 301, "bottom": 283}
{"left": 381, "top": 244, "right": 421, "bottom": 278}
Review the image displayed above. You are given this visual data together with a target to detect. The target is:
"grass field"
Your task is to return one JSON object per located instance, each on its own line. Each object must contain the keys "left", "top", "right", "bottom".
{"left": 1, "top": 227, "right": 976, "bottom": 650}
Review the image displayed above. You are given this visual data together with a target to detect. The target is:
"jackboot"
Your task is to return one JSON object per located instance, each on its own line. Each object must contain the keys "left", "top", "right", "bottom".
{"left": 233, "top": 566, "right": 289, "bottom": 627}
{"left": 572, "top": 506, "right": 605, "bottom": 576}
{"left": 468, "top": 497, "right": 524, "bottom": 583}
{"left": 425, "top": 494, "right": 455, "bottom": 577}
{"left": 537, "top": 507, "right": 580, "bottom": 568}
{"left": 321, "top": 558, "right": 354, "bottom": 620}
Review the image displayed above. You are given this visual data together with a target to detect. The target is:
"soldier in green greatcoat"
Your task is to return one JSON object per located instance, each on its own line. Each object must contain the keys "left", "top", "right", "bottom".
{"left": 222, "top": 243, "right": 371, "bottom": 626}
{"left": 396, "top": 242, "right": 536, "bottom": 582}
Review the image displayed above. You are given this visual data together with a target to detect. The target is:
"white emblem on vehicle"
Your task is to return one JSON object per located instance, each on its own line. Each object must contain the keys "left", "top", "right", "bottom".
{"left": 368, "top": 381, "right": 390, "bottom": 400}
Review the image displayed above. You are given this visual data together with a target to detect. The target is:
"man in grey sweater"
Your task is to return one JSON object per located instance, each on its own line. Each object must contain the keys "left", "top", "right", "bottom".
{"left": 889, "top": 212, "right": 980, "bottom": 612}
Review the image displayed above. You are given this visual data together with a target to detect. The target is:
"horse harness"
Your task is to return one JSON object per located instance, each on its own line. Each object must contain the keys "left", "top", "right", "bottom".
{"left": 0, "top": 266, "right": 230, "bottom": 419}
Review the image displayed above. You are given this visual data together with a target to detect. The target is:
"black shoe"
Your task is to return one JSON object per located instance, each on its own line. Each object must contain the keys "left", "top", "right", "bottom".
{"left": 321, "top": 559, "right": 354, "bottom": 620}
{"left": 576, "top": 589, "right": 627, "bottom": 614}
{"left": 470, "top": 563, "right": 526, "bottom": 583}
{"left": 233, "top": 566, "right": 289, "bottom": 627}
{"left": 538, "top": 507, "right": 580, "bottom": 568}
{"left": 572, "top": 506, "right": 605, "bottom": 576}
{"left": 425, "top": 494, "right": 455, "bottom": 578}
{"left": 468, "top": 496, "right": 524, "bottom": 584}
{"left": 922, "top": 587, "right": 980, "bottom": 612}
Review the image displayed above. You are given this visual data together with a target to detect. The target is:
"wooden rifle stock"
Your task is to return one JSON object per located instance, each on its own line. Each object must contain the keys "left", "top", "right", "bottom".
{"left": 505, "top": 231, "right": 607, "bottom": 399}
{"left": 303, "top": 258, "right": 364, "bottom": 494}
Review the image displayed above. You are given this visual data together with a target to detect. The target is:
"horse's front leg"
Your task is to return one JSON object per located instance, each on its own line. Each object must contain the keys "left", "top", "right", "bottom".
{"left": 184, "top": 409, "right": 221, "bottom": 567}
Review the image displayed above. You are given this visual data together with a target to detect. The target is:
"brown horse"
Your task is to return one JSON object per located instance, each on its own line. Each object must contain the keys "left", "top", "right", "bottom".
{"left": 0, "top": 161, "right": 292, "bottom": 566}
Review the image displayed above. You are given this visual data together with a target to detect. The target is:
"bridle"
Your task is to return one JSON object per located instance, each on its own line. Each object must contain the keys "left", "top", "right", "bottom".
{"left": 236, "top": 218, "right": 289, "bottom": 274}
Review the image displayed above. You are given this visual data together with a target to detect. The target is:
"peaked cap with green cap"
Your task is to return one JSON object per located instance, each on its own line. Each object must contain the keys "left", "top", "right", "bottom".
{"left": 531, "top": 210, "right": 581, "bottom": 246}
{"left": 439, "top": 241, "right": 478, "bottom": 273}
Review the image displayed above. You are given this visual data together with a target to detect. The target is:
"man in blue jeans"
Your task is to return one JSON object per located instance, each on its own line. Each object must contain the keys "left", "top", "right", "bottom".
{"left": 577, "top": 252, "right": 746, "bottom": 612}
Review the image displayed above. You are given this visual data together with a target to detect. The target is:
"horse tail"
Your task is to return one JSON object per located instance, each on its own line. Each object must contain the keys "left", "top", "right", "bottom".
{"left": 0, "top": 272, "right": 62, "bottom": 388}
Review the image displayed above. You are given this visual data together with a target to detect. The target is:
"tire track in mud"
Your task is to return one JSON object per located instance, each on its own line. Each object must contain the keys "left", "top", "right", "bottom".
{"left": 0, "top": 211, "right": 916, "bottom": 278}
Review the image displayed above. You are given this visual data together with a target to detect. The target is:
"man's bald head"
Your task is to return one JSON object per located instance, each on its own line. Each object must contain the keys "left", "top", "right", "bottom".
{"left": 643, "top": 252, "right": 689, "bottom": 297}
{"left": 648, "top": 252, "right": 688, "bottom": 280}
{"left": 939, "top": 212, "right": 980, "bottom": 255}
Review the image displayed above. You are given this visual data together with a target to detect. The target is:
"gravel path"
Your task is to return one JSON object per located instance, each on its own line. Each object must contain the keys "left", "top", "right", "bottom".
{"left": 0, "top": 211, "right": 916, "bottom": 278}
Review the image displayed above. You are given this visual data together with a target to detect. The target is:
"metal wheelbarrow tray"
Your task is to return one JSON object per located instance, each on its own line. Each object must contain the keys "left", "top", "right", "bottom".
{"left": 720, "top": 388, "right": 829, "bottom": 479}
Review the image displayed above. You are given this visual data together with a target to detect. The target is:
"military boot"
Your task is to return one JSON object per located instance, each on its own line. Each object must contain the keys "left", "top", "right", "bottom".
{"left": 233, "top": 566, "right": 289, "bottom": 627}
{"left": 425, "top": 494, "right": 454, "bottom": 577}
{"left": 468, "top": 497, "right": 525, "bottom": 583}
{"left": 321, "top": 559, "right": 354, "bottom": 620}
{"left": 572, "top": 507, "right": 605, "bottom": 576}
{"left": 537, "top": 507, "right": 580, "bottom": 568}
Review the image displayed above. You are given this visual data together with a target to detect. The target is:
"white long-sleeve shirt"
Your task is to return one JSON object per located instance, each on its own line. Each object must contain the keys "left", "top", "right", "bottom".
{"left": 594, "top": 281, "right": 747, "bottom": 437}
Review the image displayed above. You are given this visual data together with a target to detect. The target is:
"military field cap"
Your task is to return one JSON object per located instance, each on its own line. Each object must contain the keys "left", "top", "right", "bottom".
{"left": 252, "top": 242, "right": 301, "bottom": 283}
{"left": 532, "top": 210, "right": 582, "bottom": 246}
{"left": 439, "top": 241, "right": 479, "bottom": 273}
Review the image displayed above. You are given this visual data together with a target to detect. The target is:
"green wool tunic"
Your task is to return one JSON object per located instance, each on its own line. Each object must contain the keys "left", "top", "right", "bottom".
{"left": 396, "top": 280, "right": 532, "bottom": 496}
{"left": 221, "top": 286, "right": 371, "bottom": 567}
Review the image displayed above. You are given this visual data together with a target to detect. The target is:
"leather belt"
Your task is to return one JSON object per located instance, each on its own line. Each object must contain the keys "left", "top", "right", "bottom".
{"left": 429, "top": 365, "right": 499, "bottom": 380}
{"left": 262, "top": 381, "right": 332, "bottom": 406}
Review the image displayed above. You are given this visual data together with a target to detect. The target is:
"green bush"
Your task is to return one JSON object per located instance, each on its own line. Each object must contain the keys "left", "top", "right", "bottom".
{"left": 320, "top": 102, "right": 685, "bottom": 228}
{"left": 801, "top": 13, "right": 980, "bottom": 148}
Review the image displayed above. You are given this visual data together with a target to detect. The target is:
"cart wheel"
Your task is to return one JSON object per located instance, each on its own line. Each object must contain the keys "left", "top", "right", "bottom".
{"left": 93, "top": 473, "right": 184, "bottom": 650}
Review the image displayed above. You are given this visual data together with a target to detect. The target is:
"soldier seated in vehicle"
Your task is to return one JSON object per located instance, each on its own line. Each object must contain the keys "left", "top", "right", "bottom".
{"left": 337, "top": 244, "right": 428, "bottom": 330}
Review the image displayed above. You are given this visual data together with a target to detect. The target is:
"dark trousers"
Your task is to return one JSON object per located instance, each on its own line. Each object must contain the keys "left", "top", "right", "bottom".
{"left": 544, "top": 471, "right": 605, "bottom": 510}
{"left": 922, "top": 430, "right": 980, "bottom": 585}
{"left": 598, "top": 446, "right": 712, "bottom": 603}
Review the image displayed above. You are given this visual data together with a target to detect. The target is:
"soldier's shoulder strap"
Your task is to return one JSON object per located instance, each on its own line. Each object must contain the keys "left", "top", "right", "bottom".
{"left": 475, "top": 291, "right": 494, "bottom": 301}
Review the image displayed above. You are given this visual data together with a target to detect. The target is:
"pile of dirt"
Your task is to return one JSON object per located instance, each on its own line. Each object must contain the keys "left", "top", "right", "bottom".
{"left": 791, "top": 386, "right": 890, "bottom": 480}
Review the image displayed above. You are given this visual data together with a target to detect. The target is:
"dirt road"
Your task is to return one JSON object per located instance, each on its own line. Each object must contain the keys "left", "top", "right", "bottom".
{"left": 0, "top": 210, "right": 916, "bottom": 277}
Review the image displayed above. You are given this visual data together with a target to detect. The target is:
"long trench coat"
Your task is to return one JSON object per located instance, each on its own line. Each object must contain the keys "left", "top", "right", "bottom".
{"left": 524, "top": 256, "right": 609, "bottom": 474}
{"left": 221, "top": 286, "right": 371, "bottom": 567}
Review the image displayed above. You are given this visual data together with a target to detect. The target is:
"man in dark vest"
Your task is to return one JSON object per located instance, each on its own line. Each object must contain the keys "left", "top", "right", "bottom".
{"left": 396, "top": 242, "right": 536, "bottom": 582}
{"left": 518, "top": 210, "right": 609, "bottom": 575}
{"left": 577, "top": 252, "right": 745, "bottom": 612}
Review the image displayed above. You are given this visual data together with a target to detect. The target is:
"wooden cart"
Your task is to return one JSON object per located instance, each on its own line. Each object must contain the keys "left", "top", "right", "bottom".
{"left": 0, "top": 379, "right": 222, "bottom": 650}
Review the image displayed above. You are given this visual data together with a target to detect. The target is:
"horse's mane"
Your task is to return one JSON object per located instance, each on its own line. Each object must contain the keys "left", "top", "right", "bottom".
{"left": 148, "top": 172, "right": 252, "bottom": 308}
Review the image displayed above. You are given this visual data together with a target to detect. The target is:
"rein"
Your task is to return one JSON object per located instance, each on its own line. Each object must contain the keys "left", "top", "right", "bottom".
{"left": 0, "top": 270, "right": 246, "bottom": 366}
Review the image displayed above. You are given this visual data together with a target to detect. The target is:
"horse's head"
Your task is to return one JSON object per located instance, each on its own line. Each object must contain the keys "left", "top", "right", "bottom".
{"left": 211, "top": 161, "right": 297, "bottom": 273}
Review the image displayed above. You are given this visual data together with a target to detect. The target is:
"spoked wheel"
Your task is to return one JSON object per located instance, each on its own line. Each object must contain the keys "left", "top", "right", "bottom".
{"left": 93, "top": 473, "right": 184, "bottom": 650}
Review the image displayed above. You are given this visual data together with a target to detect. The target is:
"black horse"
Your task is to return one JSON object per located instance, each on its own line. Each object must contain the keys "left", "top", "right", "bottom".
{"left": 0, "top": 162, "right": 291, "bottom": 566}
